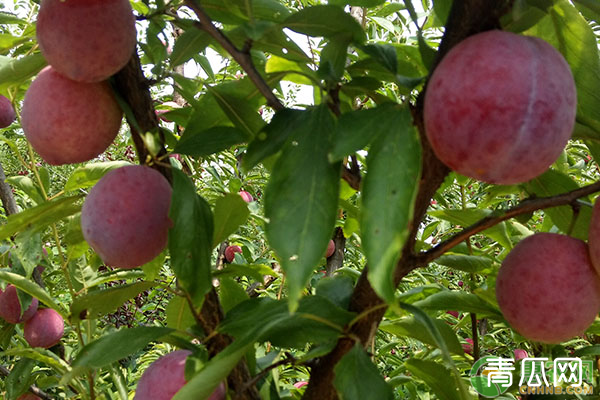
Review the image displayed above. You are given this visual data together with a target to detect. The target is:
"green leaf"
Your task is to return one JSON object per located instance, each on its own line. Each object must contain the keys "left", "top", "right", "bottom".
{"left": 333, "top": 344, "right": 394, "bottom": 400}
{"left": 64, "top": 161, "right": 131, "bottom": 192}
{"left": 526, "top": 0, "right": 600, "bottom": 139}
{"left": 361, "top": 105, "right": 421, "bottom": 302}
{"left": 72, "top": 327, "right": 173, "bottom": 369}
{"left": 215, "top": 263, "right": 278, "bottom": 282}
{"left": 404, "top": 359, "right": 463, "bottom": 400}
{"left": 221, "top": 296, "right": 354, "bottom": 348}
{"left": 219, "top": 277, "right": 250, "bottom": 314}
{"left": 212, "top": 193, "right": 250, "bottom": 247}
{"left": 175, "top": 126, "right": 250, "bottom": 158}
{"left": 360, "top": 43, "right": 398, "bottom": 74}
{"left": 330, "top": 102, "right": 403, "bottom": 161}
{"left": 0, "top": 271, "right": 66, "bottom": 317}
{"left": 0, "top": 195, "right": 82, "bottom": 241}
{"left": 207, "top": 85, "right": 265, "bottom": 138}
{"left": 264, "top": 106, "right": 340, "bottom": 309}
{"left": 0, "top": 54, "right": 46, "bottom": 91}
{"left": 169, "top": 169, "right": 214, "bottom": 303}
{"left": 525, "top": 169, "right": 591, "bottom": 240}
{"left": 380, "top": 317, "right": 464, "bottom": 355}
{"left": 315, "top": 275, "right": 354, "bottom": 310}
{"left": 5, "top": 357, "right": 35, "bottom": 400}
{"left": 413, "top": 291, "right": 503, "bottom": 320}
{"left": 283, "top": 5, "right": 365, "bottom": 44}
{"left": 166, "top": 296, "right": 196, "bottom": 331}
{"left": 70, "top": 281, "right": 155, "bottom": 321}
{"left": 5, "top": 176, "right": 44, "bottom": 204}
{"left": 318, "top": 38, "right": 350, "bottom": 82}
{"left": 435, "top": 254, "right": 493, "bottom": 273}
{"left": 243, "top": 108, "right": 305, "bottom": 170}
{"left": 170, "top": 28, "right": 212, "bottom": 67}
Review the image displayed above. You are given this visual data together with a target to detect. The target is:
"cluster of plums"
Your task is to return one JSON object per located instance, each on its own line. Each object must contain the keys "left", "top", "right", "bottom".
{"left": 425, "top": 30, "right": 600, "bottom": 344}
{"left": 0, "top": 285, "right": 64, "bottom": 349}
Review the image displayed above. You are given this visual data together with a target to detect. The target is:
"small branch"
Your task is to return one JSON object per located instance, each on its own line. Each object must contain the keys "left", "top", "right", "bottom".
{"left": 241, "top": 353, "right": 297, "bottom": 394}
{"left": 0, "top": 364, "right": 53, "bottom": 400}
{"left": 184, "top": 0, "right": 285, "bottom": 112}
{"left": 326, "top": 227, "right": 346, "bottom": 276}
{"left": 0, "top": 161, "right": 17, "bottom": 216}
{"left": 415, "top": 180, "right": 600, "bottom": 265}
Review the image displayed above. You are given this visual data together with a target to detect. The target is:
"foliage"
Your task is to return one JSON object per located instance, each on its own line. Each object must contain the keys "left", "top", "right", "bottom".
{"left": 0, "top": 0, "right": 599, "bottom": 399}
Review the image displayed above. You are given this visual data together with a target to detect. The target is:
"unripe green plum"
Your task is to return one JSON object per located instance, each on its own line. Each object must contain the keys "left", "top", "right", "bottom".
{"left": 0, "top": 285, "right": 38, "bottom": 324}
{"left": 496, "top": 233, "right": 600, "bottom": 343}
{"left": 424, "top": 30, "right": 576, "bottom": 184}
{"left": 134, "top": 350, "right": 227, "bottom": 400}
{"left": 81, "top": 165, "right": 172, "bottom": 268}
{"left": 36, "top": 0, "right": 136, "bottom": 83}
{"left": 0, "top": 95, "right": 15, "bottom": 128}
{"left": 21, "top": 66, "right": 122, "bottom": 165}
{"left": 24, "top": 308, "right": 64, "bottom": 348}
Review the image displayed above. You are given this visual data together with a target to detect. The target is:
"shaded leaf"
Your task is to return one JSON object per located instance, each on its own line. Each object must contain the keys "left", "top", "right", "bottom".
{"left": 169, "top": 169, "right": 213, "bottom": 303}
{"left": 362, "top": 105, "right": 421, "bottom": 302}
{"left": 283, "top": 5, "right": 365, "bottom": 44}
{"left": 175, "top": 126, "right": 250, "bottom": 158}
{"left": 333, "top": 344, "right": 393, "bottom": 400}
{"left": 70, "top": 281, "right": 155, "bottom": 321}
{"left": 264, "top": 106, "right": 340, "bottom": 309}
{"left": 64, "top": 162, "right": 131, "bottom": 192}
{"left": 212, "top": 194, "right": 251, "bottom": 247}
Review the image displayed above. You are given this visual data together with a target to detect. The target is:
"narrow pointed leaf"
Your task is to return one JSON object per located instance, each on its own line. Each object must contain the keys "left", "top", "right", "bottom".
{"left": 361, "top": 105, "right": 421, "bottom": 302}
{"left": 169, "top": 169, "right": 214, "bottom": 303}
{"left": 333, "top": 344, "right": 394, "bottom": 400}
{"left": 264, "top": 106, "right": 340, "bottom": 309}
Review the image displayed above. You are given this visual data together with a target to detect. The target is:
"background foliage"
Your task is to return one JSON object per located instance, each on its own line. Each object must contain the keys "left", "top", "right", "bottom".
{"left": 0, "top": 0, "right": 599, "bottom": 399}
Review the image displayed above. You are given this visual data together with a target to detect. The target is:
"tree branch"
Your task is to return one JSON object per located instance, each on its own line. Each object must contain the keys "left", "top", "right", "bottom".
{"left": 416, "top": 180, "right": 600, "bottom": 265}
{"left": 0, "top": 161, "right": 17, "bottom": 216}
{"left": 184, "top": 0, "right": 285, "bottom": 112}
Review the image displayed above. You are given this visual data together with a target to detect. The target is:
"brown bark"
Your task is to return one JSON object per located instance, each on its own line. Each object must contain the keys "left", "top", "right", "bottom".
{"left": 0, "top": 161, "right": 17, "bottom": 216}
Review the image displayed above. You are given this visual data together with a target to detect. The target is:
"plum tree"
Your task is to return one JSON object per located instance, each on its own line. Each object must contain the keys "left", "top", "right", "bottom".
{"left": 225, "top": 245, "right": 242, "bottom": 263}
{"left": 325, "top": 239, "right": 335, "bottom": 258}
{"left": 134, "top": 350, "right": 226, "bottom": 400}
{"left": 496, "top": 233, "right": 600, "bottom": 343}
{"left": 0, "top": 94, "right": 15, "bottom": 128}
{"left": 239, "top": 190, "right": 253, "bottom": 203}
{"left": 424, "top": 30, "right": 576, "bottom": 184}
{"left": 24, "top": 309, "right": 64, "bottom": 348}
{"left": 0, "top": 285, "right": 38, "bottom": 324}
{"left": 21, "top": 66, "right": 123, "bottom": 165}
{"left": 80, "top": 165, "right": 172, "bottom": 268}
{"left": 36, "top": 0, "right": 136, "bottom": 83}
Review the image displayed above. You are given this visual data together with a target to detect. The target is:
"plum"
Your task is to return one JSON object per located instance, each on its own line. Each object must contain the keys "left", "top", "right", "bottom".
{"left": 514, "top": 349, "right": 528, "bottom": 361}
{"left": 225, "top": 245, "right": 242, "bottom": 263}
{"left": 424, "top": 30, "right": 576, "bottom": 184}
{"left": 496, "top": 233, "right": 600, "bottom": 343}
{"left": 0, "top": 95, "right": 15, "bottom": 128}
{"left": 325, "top": 240, "right": 335, "bottom": 258}
{"left": 36, "top": 0, "right": 136, "bottom": 83}
{"left": 17, "top": 394, "right": 42, "bottom": 400}
{"left": 24, "top": 308, "right": 64, "bottom": 348}
{"left": 81, "top": 165, "right": 172, "bottom": 268}
{"left": 134, "top": 350, "right": 226, "bottom": 400}
{"left": 239, "top": 190, "right": 253, "bottom": 203}
{"left": 21, "top": 66, "right": 122, "bottom": 165}
{"left": 0, "top": 285, "right": 39, "bottom": 324}
{"left": 587, "top": 199, "right": 600, "bottom": 275}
